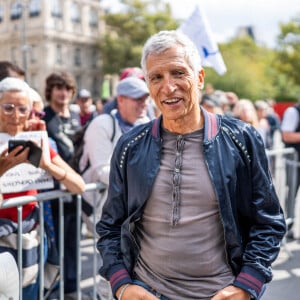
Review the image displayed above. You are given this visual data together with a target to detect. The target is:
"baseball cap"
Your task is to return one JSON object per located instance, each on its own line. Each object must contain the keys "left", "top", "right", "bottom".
{"left": 116, "top": 77, "right": 149, "bottom": 99}
{"left": 201, "top": 94, "right": 218, "bottom": 107}
{"left": 78, "top": 88, "right": 91, "bottom": 98}
{"left": 119, "top": 67, "right": 145, "bottom": 80}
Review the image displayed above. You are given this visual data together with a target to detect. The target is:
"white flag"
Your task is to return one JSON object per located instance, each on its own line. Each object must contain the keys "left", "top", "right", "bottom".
{"left": 178, "top": 6, "right": 227, "bottom": 75}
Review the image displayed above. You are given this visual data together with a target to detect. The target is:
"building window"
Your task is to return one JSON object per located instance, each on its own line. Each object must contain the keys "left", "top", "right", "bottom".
{"left": 91, "top": 48, "right": 98, "bottom": 68}
{"left": 75, "top": 75, "right": 81, "bottom": 90}
{"left": 11, "top": 2, "right": 22, "bottom": 20}
{"left": 30, "top": 45, "right": 37, "bottom": 63}
{"left": 51, "top": 0, "right": 62, "bottom": 18}
{"left": 30, "top": 73, "right": 37, "bottom": 89}
{"left": 89, "top": 9, "right": 98, "bottom": 27}
{"left": 71, "top": 2, "right": 81, "bottom": 23}
{"left": 56, "top": 44, "right": 62, "bottom": 64}
{"left": 11, "top": 47, "right": 17, "bottom": 63}
{"left": 0, "top": 5, "right": 3, "bottom": 22}
{"left": 29, "top": 0, "right": 41, "bottom": 17}
{"left": 92, "top": 77, "right": 99, "bottom": 96}
{"left": 74, "top": 48, "right": 81, "bottom": 66}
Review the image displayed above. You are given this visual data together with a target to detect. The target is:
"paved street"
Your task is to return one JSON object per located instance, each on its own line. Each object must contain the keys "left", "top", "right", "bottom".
{"left": 262, "top": 238, "right": 300, "bottom": 300}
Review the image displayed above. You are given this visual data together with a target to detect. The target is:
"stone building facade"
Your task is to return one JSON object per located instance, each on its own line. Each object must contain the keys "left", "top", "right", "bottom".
{"left": 0, "top": 0, "right": 104, "bottom": 98}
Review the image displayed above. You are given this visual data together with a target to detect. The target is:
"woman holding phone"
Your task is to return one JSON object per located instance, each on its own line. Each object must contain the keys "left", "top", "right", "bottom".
{"left": 0, "top": 77, "right": 85, "bottom": 299}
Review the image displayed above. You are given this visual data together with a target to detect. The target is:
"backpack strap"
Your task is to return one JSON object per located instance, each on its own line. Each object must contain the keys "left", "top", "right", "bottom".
{"left": 109, "top": 113, "right": 116, "bottom": 142}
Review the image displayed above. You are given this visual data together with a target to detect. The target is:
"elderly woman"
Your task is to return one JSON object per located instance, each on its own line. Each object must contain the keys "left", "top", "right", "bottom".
{"left": 0, "top": 77, "right": 85, "bottom": 299}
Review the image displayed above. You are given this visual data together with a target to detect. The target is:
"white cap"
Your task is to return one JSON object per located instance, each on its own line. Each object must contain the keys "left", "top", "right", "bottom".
{"left": 78, "top": 89, "right": 91, "bottom": 98}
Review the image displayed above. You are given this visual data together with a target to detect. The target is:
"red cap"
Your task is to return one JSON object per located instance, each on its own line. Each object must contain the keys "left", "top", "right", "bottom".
{"left": 120, "top": 67, "right": 145, "bottom": 80}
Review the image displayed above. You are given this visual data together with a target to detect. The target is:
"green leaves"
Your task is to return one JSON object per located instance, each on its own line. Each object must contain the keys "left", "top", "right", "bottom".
{"left": 99, "top": 0, "right": 178, "bottom": 75}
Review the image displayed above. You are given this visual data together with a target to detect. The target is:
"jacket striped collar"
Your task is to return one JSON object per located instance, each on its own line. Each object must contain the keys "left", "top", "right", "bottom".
{"left": 151, "top": 107, "right": 220, "bottom": 142}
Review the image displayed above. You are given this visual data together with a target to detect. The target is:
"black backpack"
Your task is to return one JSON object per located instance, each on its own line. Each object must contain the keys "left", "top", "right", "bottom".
{"left": 70, "top": 113, "right": 116, "bottom": 174}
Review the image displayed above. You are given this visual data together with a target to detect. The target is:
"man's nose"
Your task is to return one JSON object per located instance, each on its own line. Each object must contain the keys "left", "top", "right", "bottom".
{"left": 161, "top": 77, "right": 176, "bottom": 94}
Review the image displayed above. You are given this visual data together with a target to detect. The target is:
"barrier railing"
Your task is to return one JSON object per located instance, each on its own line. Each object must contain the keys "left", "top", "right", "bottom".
{"left": 0, "top": 182, "right": 106, "bottom": 300}
{"left": 266, "top": 147, "right": 298, "bottom": 220}
{"left": 266, "top": 147, "right": 300, "bottom": 256}
{"left": 1, "top": 147, "right": 299, "bottom": 299}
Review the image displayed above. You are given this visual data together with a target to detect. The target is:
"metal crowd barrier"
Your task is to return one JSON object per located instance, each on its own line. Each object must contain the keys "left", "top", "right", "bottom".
{"left": 1, "top": 148, "right": 300, "bottom": 299}
{"left": 266, "top": 147, "right": 298, "bottom": 220}
{"left": 0, "top": 182, "right": 106, "bottom": 300}
{"left": 266, "top": 147, "right": 300, "bottom": 256}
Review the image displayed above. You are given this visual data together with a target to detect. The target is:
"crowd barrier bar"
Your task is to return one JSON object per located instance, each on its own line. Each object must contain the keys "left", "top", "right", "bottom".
{"left": 0, "top": 182, "right": 105, "bottom": 300}
{"left": 266, "top": 147, "right": 298, "bottom": 219}
{"left": 266, "top": 147, "right": 299, "bottom": 257}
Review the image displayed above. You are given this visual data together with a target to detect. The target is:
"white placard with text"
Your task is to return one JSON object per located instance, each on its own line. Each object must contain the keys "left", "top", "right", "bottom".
{"left": 0, "top": 131, "right": 54, "bottom": 193}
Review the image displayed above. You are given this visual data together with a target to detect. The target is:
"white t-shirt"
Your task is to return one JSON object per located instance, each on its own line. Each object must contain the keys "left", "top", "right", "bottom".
{"left": 281, "top": 106, "right": 299, "bottom": 132}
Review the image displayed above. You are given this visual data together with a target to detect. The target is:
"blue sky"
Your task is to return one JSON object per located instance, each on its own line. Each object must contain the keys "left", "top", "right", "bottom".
{"left": 101, "top": 0, "right": 300, "bottom": 48}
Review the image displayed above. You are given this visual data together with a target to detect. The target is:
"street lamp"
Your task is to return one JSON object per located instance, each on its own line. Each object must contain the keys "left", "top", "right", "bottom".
{"left": 18, "top": 0, "right": 28, "bottom": 79}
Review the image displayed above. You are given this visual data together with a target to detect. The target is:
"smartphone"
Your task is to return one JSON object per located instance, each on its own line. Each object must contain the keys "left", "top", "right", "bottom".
{"left": 8, "top": 139, "right": 42, "bottom": 168}
{"left": 8, "top": 140, "right": 28, "bottom": 155}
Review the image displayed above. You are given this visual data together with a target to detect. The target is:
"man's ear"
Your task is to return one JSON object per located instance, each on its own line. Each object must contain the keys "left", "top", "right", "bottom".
{"left": 116, "top": 95, "right": 125, "bottom": 106}
{"left": 198, "top": 69, "right": 205, "bottom": 90}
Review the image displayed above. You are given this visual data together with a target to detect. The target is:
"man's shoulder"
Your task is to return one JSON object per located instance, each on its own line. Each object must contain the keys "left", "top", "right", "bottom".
{"left": 219, "top": 115, "right": 259, "bottom": 143}
{"left": 85, "top": 113, "right": 116, "bottom": 138}
{"left": 43, "top": 105, "right": 55, "bottom": 121}
{"left": 116, "top": 120, "right": 153, "bottom": 145}
{"left": 283, "top": 105, "right": 299, "bottom": 119}
{"left": 89, "top": 113, "right": 114, "bottom": 127}
{"left": 220, "top": 114, "right": 249, "bottom": 131}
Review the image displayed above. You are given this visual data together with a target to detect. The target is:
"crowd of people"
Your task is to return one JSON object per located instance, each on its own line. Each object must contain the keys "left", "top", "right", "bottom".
{"left": 0, "top": 29, "right": 295, "bottom": 300}
{"left": 201, "top": 86, "right": 281, "bottom": 150}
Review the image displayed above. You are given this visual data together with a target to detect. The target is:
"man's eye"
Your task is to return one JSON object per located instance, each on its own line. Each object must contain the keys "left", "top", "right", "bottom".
{"left": 173, "top": 70, "right": 185, "bottom": 77}
{"left": 149, "top": 75, "right": 161, "bottom": 81}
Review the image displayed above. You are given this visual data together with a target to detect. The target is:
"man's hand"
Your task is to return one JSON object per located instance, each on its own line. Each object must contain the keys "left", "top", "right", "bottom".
{"left": 211, "top": 285, "right": 251, "bottom": 300}
{"left": 116, "top": 284, "right": 159, "bottom": 300}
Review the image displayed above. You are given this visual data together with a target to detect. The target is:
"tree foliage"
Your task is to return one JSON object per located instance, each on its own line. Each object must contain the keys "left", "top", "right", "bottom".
{"left": 273, "top": 15, "right": 300, "bottom": 101}
{"left": 205, "top": 37, "right": 277, "bottom": 101}
{"left": 98, "top": 1, "right": 300, "bottom": 101}
{"left": 99, "top": 0, "right": 179, "bottom": 75}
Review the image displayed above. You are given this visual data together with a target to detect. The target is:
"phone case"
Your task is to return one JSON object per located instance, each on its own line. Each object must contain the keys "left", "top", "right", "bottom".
{"left": 8, "top": 140, "right": 28, "bottom": 155}
{"left": 26, "top": 141, "right": 42, "bottom": 168}
{"left": 8, "top": 140, "right": 42, "bottom": 168}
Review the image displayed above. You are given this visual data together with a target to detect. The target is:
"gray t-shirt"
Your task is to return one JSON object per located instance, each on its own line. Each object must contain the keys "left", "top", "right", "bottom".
{"left": 134, "top": 128, "right": 234, "bottom": 299}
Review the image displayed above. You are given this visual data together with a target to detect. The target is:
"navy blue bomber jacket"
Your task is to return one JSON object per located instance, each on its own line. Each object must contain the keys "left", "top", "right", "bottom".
{"left": 96, "top": 108, "right": 286, "bottom": 299}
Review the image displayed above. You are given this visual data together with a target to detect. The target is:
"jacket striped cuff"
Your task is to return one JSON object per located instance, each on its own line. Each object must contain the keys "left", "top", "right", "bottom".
{"left": 233, "top": 266, "right": 266, "bottom": 299}
{"left": 108, "top": 264, "right": 133, "bottom": 296}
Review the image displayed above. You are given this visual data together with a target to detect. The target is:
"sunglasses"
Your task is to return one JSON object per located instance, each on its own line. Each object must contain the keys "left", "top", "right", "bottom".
{"left": 0, "top": 103, "right": 29, "bottom": 116}
{"left": 30, "top": 110, "right": 46, "bottom": 118}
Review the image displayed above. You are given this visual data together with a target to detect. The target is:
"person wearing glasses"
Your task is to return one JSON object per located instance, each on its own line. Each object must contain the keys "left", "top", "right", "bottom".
{"left": 96, "top": 31, "right": 286, "bottom": 300}
{"left": 0, "top": 77, "right": 85, "bottom": 299}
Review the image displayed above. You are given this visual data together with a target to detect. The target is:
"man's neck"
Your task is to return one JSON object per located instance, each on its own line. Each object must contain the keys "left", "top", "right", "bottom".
{"left": 80, "top": 111, "right": 92, "bottom": 117}
{"left": 50, "top": 102, "right": 70, "bottom": 117}
{"left": 163, "top": 107, "right": 203, "bottom": 135}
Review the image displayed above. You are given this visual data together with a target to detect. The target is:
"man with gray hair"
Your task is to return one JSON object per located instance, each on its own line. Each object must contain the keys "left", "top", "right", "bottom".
{"left": 96, "top": 30, "right": 286, "bottom": 300}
